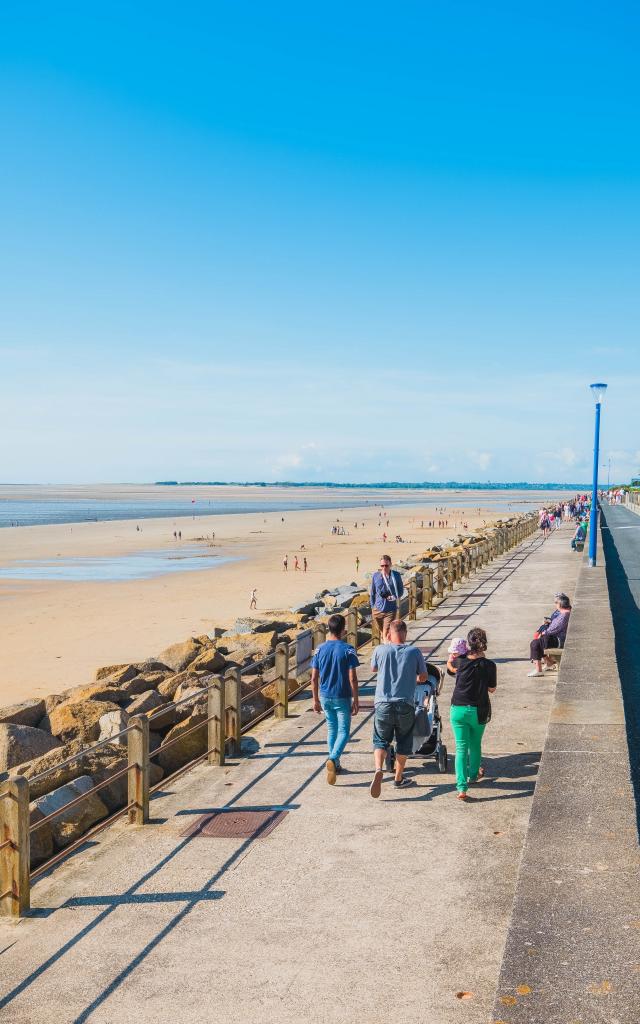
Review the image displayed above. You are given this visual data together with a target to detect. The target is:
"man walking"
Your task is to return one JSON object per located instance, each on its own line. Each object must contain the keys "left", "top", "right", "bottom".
{"left": 369, "top": 554, "right": 404, "bottom": 641}
{"left": 311, "top": 614, "right": 360, "bottom": 785}
{"left": 369, "top": 620, "right": 428, "bottom": 796}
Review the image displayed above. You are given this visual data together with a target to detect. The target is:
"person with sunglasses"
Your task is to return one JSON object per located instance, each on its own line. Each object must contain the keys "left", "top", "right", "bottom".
{"left": 369, "top": 555, "right": 404, "bottom": 642}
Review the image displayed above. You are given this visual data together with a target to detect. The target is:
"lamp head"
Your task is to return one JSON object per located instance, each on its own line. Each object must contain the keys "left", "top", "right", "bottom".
{"left": 590, "top": 382, "right": 608, "bottom": 405}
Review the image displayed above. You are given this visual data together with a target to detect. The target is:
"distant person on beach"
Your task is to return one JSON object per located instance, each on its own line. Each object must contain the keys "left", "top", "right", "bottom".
{"left": 355, "top": 556, "right": 360, "bottom": 573}
{"left": 311, "top": 614, "right": 360, "bottom": 785}
{"left": 303, "top": 556, "right": 308, "bottom": 572}
{"left": 294, "top": 556, "right": 300, "bottom": 571}
{"left": 283, "top": 555, "right": 288, "bottom": 571}
{"left": 178, "top": 531, "right": 182, "bottom": 540}
{"left": 250, "top": 588, "right": 257, "bottom": 609}
{"left": 369, "top": 555, "right": 404, "bottom": 641}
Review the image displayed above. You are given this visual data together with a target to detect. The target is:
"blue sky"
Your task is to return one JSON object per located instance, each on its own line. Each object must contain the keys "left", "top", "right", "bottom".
{"left": 1, "top": 1, "right": 639, "bottom": 484}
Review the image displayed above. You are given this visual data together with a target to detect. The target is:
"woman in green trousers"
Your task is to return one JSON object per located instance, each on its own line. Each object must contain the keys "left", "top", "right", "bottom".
{"left": 448, "top": 628, "right": 496, "bottom": 801}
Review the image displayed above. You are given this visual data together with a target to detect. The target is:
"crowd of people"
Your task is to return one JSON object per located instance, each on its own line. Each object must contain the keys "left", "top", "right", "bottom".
{"left": 308, "top": 546, "right": 574, "bottom": 802}
{"left": 309, "top": 554, "right": 500, "bottom": 801}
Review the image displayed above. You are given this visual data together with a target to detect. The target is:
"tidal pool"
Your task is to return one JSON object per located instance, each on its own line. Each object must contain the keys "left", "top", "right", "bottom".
{"left": 0, "top": 547, "right": 237, "bottom": 582}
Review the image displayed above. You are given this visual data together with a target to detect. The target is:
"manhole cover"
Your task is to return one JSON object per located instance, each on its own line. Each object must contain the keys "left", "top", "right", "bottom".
{"left": 180, "top": 809, "right": 288, "bottom": 839}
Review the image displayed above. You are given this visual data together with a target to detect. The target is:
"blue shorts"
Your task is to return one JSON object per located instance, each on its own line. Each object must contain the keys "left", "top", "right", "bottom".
{"left": 373, "top": 701, "right": 416, "bottom": 756}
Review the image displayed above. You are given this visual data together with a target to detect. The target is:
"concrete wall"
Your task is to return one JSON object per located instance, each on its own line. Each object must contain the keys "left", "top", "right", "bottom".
{"left": 491, "top": 526, "right": 640, "bottom": 1022}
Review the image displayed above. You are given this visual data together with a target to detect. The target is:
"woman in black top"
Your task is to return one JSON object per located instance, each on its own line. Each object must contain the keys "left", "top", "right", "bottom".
{"left": 448, "top": 628, "right": 497, "bottom": 801}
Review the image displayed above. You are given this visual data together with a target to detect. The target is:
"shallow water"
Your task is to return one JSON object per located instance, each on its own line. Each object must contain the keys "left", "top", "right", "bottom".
{"left": 0, "top": 547, "right": 236, "bottom": 582}
{"left": 0, "top": 492, "right": 545, "bottom": 528}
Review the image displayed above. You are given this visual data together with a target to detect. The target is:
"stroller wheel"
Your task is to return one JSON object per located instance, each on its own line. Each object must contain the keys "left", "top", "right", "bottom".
{"left": 437, "top": 744, "right": 448, "bottom": 774}
{"left": 385, "top": 748, "right": 396, "bottom": 772}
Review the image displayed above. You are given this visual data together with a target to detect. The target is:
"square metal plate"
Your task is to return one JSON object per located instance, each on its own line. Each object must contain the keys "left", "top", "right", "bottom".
{"left": 180, "top": 809, "right": 288, "bottom": 839}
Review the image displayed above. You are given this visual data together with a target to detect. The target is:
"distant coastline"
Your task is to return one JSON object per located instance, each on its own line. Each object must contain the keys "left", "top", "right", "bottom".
{"left": 155, "top": 480, "right": 589, "bottom": 490}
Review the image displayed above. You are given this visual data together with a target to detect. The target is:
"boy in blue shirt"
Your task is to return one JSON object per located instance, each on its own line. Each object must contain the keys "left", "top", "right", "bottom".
{"left": 311, "top": 614, "right": 360, "bottom": 785}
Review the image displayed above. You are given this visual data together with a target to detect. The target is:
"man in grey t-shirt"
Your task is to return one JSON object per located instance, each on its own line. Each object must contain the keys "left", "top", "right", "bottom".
{"left": 369, "top": 620, "right": 427, "bottom": 797}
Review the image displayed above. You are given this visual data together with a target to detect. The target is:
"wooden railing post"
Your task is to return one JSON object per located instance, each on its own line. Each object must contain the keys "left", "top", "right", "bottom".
{"left": 0, "top": 777, "right": 30, "bottom": 918}
{"left": 446, "top": 557, "right": 454, "bottom": 593}
{"left": 127, "top": 715, "right": 149, "bottom": 825}
{"left": 312, "top": 621, "right": 327, "bottom": 650}
{"left": 436, "top": 563, "right": 445, "bottom": 600}
{"left": 423, "top": 568, "right": 434, "bottom": 609}
{"left": 208, "top": 676, "right": 225, "bottom": 765}
{"left": 225, "top": 667, "right": 241, "bottom": 757}
{"left": 274, "top": 641, "right": 289, "bottom": 720}
{"left": 408, "top": 579, "right": 417, "bottom": 620}
{"left": 346, "top": 607, "right": 358, "bottom": 648}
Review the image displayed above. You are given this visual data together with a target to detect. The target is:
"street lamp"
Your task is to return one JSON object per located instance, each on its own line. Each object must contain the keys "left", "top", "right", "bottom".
{"left": 589, "top": 382, "right": 607, "bottom": 566}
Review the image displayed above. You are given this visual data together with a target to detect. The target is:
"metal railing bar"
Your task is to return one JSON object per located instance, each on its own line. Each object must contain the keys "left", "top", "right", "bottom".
{"left": 29, "top": 764, "right": 135, "bottom": 833}
{"left": 30, "top": 802, "right": 135, "bottom": 881}
{"left": 0, "top": 890, "right": 13, "bottom": 901}
{"left": 147, "top": 714, "right": 216, "bottom": 759}
{"left": 28, "top": 727, "right": 137, "bottom": 783}
{"left": 0, "top": 839, "right": 15, "bottom": 853}
{"left": 149, "top": 751, "right": 210, "bottom": 794}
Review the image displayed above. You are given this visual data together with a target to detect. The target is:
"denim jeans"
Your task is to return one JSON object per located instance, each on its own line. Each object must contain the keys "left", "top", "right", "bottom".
{"left": 321, "top": 697, "right": 352, "bottom": 763}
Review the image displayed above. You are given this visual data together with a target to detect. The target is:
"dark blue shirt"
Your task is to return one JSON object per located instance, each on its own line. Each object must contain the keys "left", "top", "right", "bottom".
{"left": 311, "top": 639, "right": 360, "bottom": 700}
{"left": 369, "top": 569, "right": 404, "bottom": 612}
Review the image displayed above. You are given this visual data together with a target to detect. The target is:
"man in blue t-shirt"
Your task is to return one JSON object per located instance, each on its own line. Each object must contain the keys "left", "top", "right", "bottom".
{"left": 311, "top": 613, "right": 360, "bottom": 785}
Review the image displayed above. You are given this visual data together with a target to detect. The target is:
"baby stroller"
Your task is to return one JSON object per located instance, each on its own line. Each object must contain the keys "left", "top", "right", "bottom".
{"left": 384, "top": 663, "right": 449, "bottom": 774}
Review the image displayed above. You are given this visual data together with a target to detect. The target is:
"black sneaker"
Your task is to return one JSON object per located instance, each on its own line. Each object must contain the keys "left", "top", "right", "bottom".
{"left": 393, "top": 777, "right": 416, "bottom": 789}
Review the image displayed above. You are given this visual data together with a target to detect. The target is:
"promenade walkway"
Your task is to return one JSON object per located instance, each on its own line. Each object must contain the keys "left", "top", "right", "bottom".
{"left": 0, "top": 528, "right": 579, "bottom": 1024}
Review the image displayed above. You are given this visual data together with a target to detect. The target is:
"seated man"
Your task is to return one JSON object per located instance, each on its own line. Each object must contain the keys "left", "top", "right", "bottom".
{"left": 528, "top": 595, "right": 571, "bottom": 677}
{"left": 571, "top": 520, "right": 587, "bottom": 550}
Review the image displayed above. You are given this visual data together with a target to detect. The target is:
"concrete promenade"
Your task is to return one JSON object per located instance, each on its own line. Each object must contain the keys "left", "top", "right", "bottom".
{"left": 0, "top": 529, "right": 579, "bottom": 1023}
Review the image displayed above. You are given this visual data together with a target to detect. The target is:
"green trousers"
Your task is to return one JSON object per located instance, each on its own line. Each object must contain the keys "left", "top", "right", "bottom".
{"left": 449, "top": 705, "right": 486, "bottom": 793}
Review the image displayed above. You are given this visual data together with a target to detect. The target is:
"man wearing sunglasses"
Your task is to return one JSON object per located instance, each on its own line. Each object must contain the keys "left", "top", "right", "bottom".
{"left": 370, "top": 555, "right": 404, "bottom": 642}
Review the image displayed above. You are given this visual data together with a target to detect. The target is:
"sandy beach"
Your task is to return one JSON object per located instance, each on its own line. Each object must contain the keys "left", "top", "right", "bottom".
{"left": 0, "top": 486, "right": 568, "bottom": 706}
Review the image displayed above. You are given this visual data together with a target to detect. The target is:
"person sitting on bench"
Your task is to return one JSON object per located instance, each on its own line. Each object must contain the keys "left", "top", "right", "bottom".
{"left": 571, "top": 520, "right": 587, "bottom": 550}
{"left": 527, "top": 595, "right": 571, "bottom": 677}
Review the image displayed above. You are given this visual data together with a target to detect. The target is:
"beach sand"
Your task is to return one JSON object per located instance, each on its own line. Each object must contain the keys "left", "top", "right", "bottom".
{"left": 0, "top": 487, "right": 563, "bottom": 706}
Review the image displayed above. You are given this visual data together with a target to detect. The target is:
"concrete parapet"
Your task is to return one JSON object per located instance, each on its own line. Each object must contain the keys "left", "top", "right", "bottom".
{"left": 491, "top": 524, "right": 640, "bottom": 1022}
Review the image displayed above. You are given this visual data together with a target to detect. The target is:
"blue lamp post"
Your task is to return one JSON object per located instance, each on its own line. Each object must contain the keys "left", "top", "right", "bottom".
{"left": 589, "top": 382, "right": 607, "bottom": 566}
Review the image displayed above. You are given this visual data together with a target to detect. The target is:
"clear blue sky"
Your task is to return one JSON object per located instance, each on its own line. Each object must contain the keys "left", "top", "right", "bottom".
{"left": 1, "top": 1, "right": 639, "bottom": 484}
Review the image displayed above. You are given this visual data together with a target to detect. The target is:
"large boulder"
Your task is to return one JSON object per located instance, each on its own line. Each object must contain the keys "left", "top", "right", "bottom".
{"left": 120, "top": 671, "right": 166, "bottom": 696}
{"left": 30, "top": 776, "right": 109, "bottom": 849}
{"left": 48, "top": 700, "right": 122, "bottom": 743}
{"left": 98, "top": 709, "right": 130, "bottom": 744}
{"left": 155, "top": 707, "right": 207, "bottom": 774}
{"left": 0, "top": 699, "right": 46, "bottom": 728}
{"left": 188, "top": 648, "right": 226, "bottom": 674}
{"left": 157, "top": 670, "right": 195, "bottom": 700}
{"left": 58, "top": 683, "right": 129, "bottom": 706}
{"left": 126, "top": 690, "right": 165, "bottom": 717}
{"left": 15, "top": 740, "right": 155, "bottom": 810}
{"left": 223, "top": 631, "right": 278, "bottom": 659}
{"left": 156, "top": 639, "right": 201, "bottom": 673}
{"left": 0, "top": 724, "right": 62, "bottom": 772}
{"left": 29, "top": 807, "right": 54, "bottom": 867}
{"left": 350, "top": 592, "right": 370, "bottom": 609}
{"left": 95, "top": 663, "right": 139, "bottom": 683}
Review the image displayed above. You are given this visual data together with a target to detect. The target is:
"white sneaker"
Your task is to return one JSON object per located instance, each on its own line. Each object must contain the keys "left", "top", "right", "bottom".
{"left": 527, "top": 669, "right": 544, "bottom": 677}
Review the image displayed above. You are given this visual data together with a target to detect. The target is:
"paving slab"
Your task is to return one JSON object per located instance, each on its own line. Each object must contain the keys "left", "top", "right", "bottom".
{"left": 0, "top": 529, "right": 580, "bottom": 1024}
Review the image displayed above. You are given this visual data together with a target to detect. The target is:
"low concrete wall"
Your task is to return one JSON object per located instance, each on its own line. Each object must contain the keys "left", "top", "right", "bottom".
{"left": 491, "top": 527, "right": 640, "bottom": 1022}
